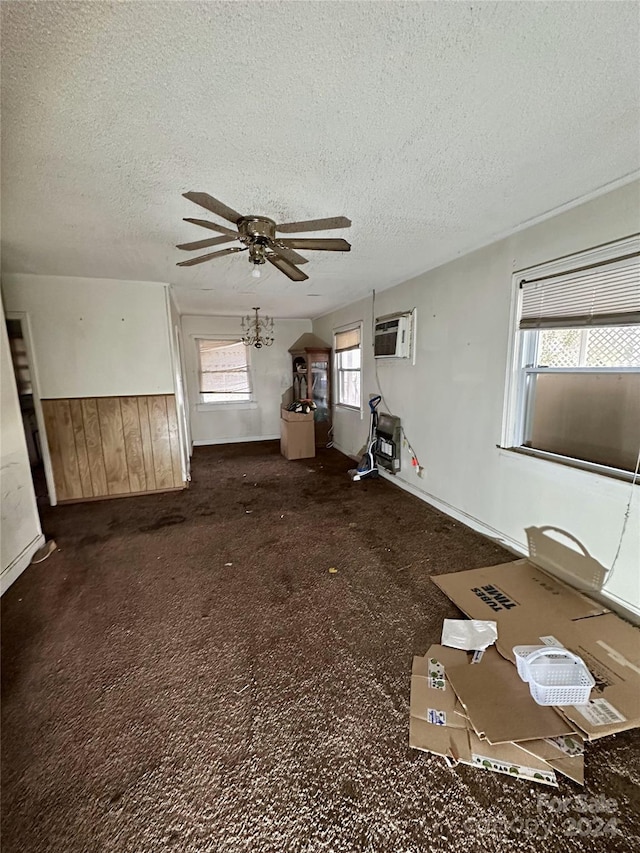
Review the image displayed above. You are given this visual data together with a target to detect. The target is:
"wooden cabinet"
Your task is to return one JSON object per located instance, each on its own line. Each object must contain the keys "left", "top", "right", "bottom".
{"left": 288, "top": 333, "right": 332, "bottom": 447}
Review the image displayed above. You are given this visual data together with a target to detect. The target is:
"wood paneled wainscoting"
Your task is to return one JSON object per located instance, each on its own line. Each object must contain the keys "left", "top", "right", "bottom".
{"left": 42, "top": 395, "right": 185, "bottom": 502}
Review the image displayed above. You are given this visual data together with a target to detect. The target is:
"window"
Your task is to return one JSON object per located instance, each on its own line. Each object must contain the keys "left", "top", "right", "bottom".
{"left": 506, "top": 238, "right": 640, "bottom": 477}
{"left": 335, "top": 325, "right": 362, "bottom": 409}
{"left": 197, "top": 339, "right": 251, "bottom": 403}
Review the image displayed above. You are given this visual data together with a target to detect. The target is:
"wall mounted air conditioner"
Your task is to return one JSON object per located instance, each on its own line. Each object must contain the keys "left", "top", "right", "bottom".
{"left": 374, "top": 312, "right": 412, "bottom": 359}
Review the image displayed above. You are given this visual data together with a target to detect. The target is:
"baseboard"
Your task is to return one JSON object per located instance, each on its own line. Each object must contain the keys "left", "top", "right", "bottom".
{"left": 594, "top": 588, "right": 640, "bottom": 625}
{"left": 332, "top": 441, "right": 359, "bottom": 461}
{"left": 1, "top": 533, "right": 46, "bottom": 596}
{"left": 192, "top": 434, "right": 280, "bottom": 447}
{"left": 378, "top": 469, "right": 525, "bottom": 553}
{"left": 333, "top": 440, "right": 515, "bottom": 544}
{"left": 58, "top": 485, "right": 186, "bottom": 504}
{"left": 378, "top": 469, "right": 640, "bottom": 624}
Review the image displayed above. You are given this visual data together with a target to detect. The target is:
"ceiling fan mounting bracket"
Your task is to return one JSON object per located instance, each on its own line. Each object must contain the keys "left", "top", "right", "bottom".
{"left": 238, "top": 216, "right": 277, "bottom": 245}
{"left": 238, "top": 218, "right": 276, "bottom": 265}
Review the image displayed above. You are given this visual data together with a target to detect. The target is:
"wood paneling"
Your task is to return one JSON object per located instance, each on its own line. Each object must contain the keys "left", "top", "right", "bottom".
{"left": 97, "top": 397, "right": 129, "bottom": 495}
{"left": 149, "top": 395, "right": 174, "bottom": 490}
{"left": 137, "top": 396, "right": 157, "bottom": 492}
{"left": 121, "top": 397, "right": 146, "bottom": 493}
{"left": 42, "top": 395, "right": 184, "bottom": 502}
{"left": 42, "top": 400, "right": 69, "bottom": 501}
{"left": 81, "top": 398, "right": 108, "bottom": 496}
{"left": 69, "top": 399, "right": 92, "bottom": 498}
{"left": 42, "top": 399, "right": 84, "bottom": 501}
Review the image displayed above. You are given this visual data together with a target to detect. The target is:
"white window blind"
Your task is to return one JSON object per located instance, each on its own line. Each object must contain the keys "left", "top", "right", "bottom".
{"left": 519, "top": 253, "right": 640, "bottom": 330}
{"left": 335, "top": 326, "right": 361, "bottom": 352}
{"left": 198, "top": 340, "right": 250, "bottom": 399}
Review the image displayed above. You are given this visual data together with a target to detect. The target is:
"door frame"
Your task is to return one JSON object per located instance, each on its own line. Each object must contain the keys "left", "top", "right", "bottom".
{"left": 165, "top": 290, "right": 191, "bottom": 482}
{"left": 6, "top": 311, "right": 57, "bottom": 505}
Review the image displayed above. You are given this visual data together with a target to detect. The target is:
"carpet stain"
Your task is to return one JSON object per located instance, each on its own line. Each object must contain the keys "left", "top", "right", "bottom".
{"left": 78, "top": 532, "right": 112, "bottom": 546}
{"left": 138, "top": 513, "right": 186, "bottom": 532}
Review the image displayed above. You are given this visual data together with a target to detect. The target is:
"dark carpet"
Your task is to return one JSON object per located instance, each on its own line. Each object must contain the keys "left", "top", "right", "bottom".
{"left": 2, "top": 442, "right": 639, "bottom": 853}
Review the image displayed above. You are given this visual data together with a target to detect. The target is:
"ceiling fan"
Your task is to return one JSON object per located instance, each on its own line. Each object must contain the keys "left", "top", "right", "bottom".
{"left": 176, "top": 192, "right": 351, "bottom": 282}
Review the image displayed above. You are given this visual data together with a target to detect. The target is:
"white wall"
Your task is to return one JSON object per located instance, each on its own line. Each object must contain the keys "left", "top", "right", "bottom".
{"left": 313, "top": 181, "right": 640, "bottom": 618}
{"left": 1, "top": 299, "right": 44, "bottom": 592}
{"left": 181, "top": 315, "right": 311, "bottom": 444}
{"left": 1, "top": 275, "right": 174, "bottom": 397}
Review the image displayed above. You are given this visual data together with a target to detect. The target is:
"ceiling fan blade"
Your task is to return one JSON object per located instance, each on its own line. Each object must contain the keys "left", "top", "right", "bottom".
{"left": 266, "top": 252, "right": 309, "bottom": 282}
{"left": 276, "top": 216, "right": 351, "bottom": 233}
{"left": 269, "top": 241, "right": 309, "bottom": 265}
{"left": 176, "top": 234, "right": 236, "bottom": 251}
{"left": 183, "top": 217, "right": 239, "bottom": 237}
{"left": 182, "top": 192, "right": 243, "bottom": 224}
{"left": 176, "top": 247, "right": 247, "bottom": 267}
{"left": 277, "top": 238, "right": 351, "bottom": 252}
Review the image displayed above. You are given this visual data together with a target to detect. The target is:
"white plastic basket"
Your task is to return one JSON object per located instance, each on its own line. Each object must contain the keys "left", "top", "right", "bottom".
{"left": 512, "top": 645, "right": 595, "bottom": 706}
{"left": 513, "top": 645, "right": 546, "bottom": 682}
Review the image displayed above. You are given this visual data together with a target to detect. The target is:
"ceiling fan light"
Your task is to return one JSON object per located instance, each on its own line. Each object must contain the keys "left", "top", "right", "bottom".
{"left": 251, "top": 265, "right": 262, "bottom": 279}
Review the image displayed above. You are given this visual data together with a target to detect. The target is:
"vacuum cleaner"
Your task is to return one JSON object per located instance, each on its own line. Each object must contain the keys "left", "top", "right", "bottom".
{"left": 349, "top": 395, "right": 382, "bottom": 481}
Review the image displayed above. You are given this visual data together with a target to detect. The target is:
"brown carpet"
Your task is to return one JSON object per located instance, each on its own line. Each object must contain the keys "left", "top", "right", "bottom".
{"left": 2, "top": 442, "right": 639, "bottom": 852}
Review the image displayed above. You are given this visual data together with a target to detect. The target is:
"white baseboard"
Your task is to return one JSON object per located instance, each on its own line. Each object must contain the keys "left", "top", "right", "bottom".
{"left": 333, "top": 453, "right": 640, "bottom": 625}
{"left": 192, "top": 434, "right": 280, "bottom": 447}
{"left": 595, "top": 588, "right": 640, "bottom": 625}
{"left": 378, "top": 468, "right": 526, "bottom": 554}
{"left": 332, "top": 441, "right": 360, "bottom": 461}
{"left": 1, "top": 533, "right": 46, "bottom": 595}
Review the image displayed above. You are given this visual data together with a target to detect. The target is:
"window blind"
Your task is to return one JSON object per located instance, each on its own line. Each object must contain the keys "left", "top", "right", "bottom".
{"left": 335, "top": 326, "right": 361, "bottom": 352}
{"left": 519, "top": 253, "right": 640, "bottom": 330}
{"left": 198, "top": 340, "right": 249, "bottom": 395}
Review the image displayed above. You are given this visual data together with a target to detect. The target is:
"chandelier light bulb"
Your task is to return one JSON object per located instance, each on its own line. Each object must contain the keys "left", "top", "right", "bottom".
{"left": 251, "top": 265, "right": 261, "bottom": 279}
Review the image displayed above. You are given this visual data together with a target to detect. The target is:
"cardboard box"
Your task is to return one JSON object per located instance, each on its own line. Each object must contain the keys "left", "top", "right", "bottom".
{"left": 280, "top": 408, "right": 315, "bottom": 460}
{"left": 408, "top": 646, "right": 575, "bottom": 786}
{"left": 517, "top": 735, "right": 584, "bottom": 785}
{"left": 281, "top": 407, "right": 315, "bottom": 423}
{"left": 432, "top": 559, "right": 640, "bottom": 740}
{"left": 446, "top": 646, "right": 576, "bottom": 744}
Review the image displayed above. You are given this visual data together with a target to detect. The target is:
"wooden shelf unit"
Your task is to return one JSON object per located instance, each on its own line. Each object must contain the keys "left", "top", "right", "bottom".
{"left": 288, "top": 333, "right": 332, "bottom": 447}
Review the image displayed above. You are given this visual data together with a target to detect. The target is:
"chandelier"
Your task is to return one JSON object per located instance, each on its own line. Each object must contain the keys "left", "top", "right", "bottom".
{"left": 241, "top": 307, "right": 274, "bottom": 348}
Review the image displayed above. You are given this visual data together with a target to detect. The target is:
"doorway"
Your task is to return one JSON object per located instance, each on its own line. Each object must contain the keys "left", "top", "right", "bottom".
{"left": 5, "top": 315, "right": 55, "bottom": 507}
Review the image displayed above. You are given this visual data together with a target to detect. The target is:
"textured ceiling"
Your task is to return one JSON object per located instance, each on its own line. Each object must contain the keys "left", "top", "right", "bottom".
{"left": 1, "top": 1, "right": 639, "bottom": 319}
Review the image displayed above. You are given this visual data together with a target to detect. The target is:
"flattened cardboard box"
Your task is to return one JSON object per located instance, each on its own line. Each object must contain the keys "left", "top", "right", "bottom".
{"left": 517, "top": 735, "right": 585, "bottom": 786}
{"left": 415, "top": 645, "right": 585, "bottom": 785}
{"left": 410, "top": 647, "right": 468, "bottom": 729}
{"left": 432, "top": 560, "right": 640, "bottom": 740}
{"left": 445, "top": 646, "right": 576, "bottom": 744}
{"left": 409, "top": 646, "right": 584, "bottom": 786}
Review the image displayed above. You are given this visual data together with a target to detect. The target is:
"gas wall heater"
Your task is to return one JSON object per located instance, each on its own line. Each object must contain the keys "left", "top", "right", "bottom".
{"left": 374, "top": 312, "right": 412, "bottom": 359}
{"left": 375, "top": 412, "right": 402, "bottom": 473}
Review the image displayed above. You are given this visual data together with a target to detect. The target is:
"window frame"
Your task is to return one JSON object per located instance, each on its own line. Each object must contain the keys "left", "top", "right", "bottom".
{"left": 193, "top": 336, "right": 255, "bottom": 411}
{"left": 334, "top": 322, "right": 363, "bottom": 413}
{"left": 502, "top": 235, "right": 640, "bottom": 482}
